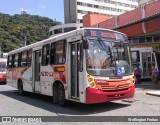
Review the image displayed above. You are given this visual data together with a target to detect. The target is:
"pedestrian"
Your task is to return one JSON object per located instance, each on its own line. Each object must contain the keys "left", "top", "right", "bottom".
{"left": 151, "top": 63, "right": 158, "bottom": 84}
{"left": 133, "top": 64, "right": 137, "bottom": 83}
{"left": 134, "top": 64, "right": 142, "bottom": 84}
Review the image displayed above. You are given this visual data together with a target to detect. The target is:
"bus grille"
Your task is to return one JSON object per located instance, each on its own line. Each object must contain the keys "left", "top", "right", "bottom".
{"left": 97, "top": 80, "right": 131, "bottom": 91}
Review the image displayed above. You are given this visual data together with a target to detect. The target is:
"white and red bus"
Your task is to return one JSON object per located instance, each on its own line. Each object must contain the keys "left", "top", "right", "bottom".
{"left": 7, "top": 28, "right": 135, "bottom": 106}
{"left": 0, "top": 58, "right": 7, "bottom": 83}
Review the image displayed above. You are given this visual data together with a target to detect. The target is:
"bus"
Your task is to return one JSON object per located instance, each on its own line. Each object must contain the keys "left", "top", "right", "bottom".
{"left": 0, "top": 58, "right": 7, "bottom": 84}
{"left": 7, "top": 28, "right": 135, "bottom": 106}
{"left": 131, "top": 47, "right": 160, "bottom": 79}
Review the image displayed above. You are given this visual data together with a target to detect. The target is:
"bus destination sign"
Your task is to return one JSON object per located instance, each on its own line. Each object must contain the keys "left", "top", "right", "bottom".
{"left": 84, "top": 29, "right": 124, "bottom": 40}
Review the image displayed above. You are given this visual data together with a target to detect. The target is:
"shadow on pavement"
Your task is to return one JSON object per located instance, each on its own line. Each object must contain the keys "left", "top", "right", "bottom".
{"left": 0, "top": 82, "right": 6, "bottom": 85}
{"left": 0, "top": 86, "right": 131, "bottom": 115}
{"left": 135, "top": 79, "right": 160, "bottom": 90}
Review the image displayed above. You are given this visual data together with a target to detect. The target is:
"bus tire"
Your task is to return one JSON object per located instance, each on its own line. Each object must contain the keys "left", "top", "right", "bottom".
{"left": 53, "top": 84, "right": 58, "bottom": 104}
{"left": 18, "top": 81, "right": 24, "bottom": 96}
{"left": 57, "top": 84, "right": 66, "bottom": 106}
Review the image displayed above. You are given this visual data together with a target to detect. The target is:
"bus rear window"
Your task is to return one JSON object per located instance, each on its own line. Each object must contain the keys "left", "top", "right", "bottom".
{"left": 0, "top": 62, "right": 6, "bottom": 72}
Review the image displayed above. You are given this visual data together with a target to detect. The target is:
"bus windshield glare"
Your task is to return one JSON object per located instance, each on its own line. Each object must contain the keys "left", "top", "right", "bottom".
{"left": 86, "top": 38, "right": 132, "bottom": 76}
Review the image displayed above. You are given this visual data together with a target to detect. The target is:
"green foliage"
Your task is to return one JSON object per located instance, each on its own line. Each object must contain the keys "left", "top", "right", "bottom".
{"left": 0, "top": 13, "right": 61, "bottom": 52}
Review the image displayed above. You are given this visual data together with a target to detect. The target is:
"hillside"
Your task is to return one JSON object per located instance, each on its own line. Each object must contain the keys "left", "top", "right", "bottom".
{"left": 0, "top": 13, "right": 61, "bottom": 52}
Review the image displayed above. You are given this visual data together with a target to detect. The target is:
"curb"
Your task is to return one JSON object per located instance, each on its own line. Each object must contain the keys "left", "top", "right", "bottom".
{"left": 146, "top": 91, "right": 160, "bottom": 97}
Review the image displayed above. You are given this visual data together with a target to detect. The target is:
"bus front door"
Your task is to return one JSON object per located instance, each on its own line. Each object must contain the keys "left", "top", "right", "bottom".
{"left": 70, "top": 42, "right": 80, "bottom": 99}
{"left": 33, "top": 50, "right": 41, "bottom": 93}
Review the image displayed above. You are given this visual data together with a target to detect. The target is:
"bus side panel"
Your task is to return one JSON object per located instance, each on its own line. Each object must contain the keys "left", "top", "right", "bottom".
{"left": 79, "top": 51, "right": 89, "bottom": 103}
{"left": 21, "top": 66, "right": 33, "bottom": 92}
{"left": 40, "top": 66, "right": 54, "bottom": 96}
{"left": 6, "top": 68, "right": 13, "bottom": 87}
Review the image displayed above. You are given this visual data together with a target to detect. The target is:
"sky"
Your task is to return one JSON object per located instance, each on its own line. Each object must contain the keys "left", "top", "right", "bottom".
{"left": 0, "top": 0, "right": 64, "bottom": 23}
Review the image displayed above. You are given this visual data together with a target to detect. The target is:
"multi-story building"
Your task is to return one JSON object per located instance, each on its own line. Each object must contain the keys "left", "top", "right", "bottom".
{"left": 64, "top": 0, "right": 139, "bottom": 24}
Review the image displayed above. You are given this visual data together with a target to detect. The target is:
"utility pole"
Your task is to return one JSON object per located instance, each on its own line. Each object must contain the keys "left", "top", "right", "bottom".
{"left": 21, "top": 30, "right": 28, "bottom": 47}
{"left": 24, "top": 34, "right": 27, "bottom": 46}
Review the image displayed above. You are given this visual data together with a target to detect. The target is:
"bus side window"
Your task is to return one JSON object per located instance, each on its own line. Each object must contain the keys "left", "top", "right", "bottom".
{"left": 21, "top": 50, "right": 28, "bottom": 67}
{"left": 14, "top": 54, "right": 19, "bottom": 68}
{"left": 42, "top": 44, "right": 50, "bottom": 66}
{"left": 50, "top": 41, "right": 66, "bottom": 64}
{"left": 18, "top": 53, "right": 21, "bottom": 67}
{"left": 50, "top": 43, "right": 56, "bottom": 64}
{"left": 28, "top": 49, "right": 32, "bottom": 67}
{"left": 7, "top": 55, "right": 12, "bottom": 68}
{"left": 12, "top": 55, "right": 14, "bottom": 68}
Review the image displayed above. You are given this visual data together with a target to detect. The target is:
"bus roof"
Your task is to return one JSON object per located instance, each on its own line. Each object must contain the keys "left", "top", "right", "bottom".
{"left": 8, "top": 28, "right": 127, "bottom": 55}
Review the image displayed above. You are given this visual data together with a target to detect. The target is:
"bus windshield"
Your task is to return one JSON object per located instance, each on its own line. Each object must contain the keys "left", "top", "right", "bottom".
{"left": 86, "top": 38, "right": 132, "bottom": 76}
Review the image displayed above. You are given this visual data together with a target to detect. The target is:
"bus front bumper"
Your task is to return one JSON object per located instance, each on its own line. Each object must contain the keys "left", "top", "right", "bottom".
{"left": 86, "top": 85, "right": 135, "bottom": 104}
{"left": 0, "top": 78, "right": 6, "bottom": 83}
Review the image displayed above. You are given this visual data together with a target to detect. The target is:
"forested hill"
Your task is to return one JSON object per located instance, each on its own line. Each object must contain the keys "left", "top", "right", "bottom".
{"left": 0, "top": 13, "right": 61, "bottom": 52}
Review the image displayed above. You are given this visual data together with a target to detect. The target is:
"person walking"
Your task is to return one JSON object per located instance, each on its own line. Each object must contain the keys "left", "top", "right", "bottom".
{"left": 151, "top": 63, "right": 158, "bottom": 84}
{"left": 134, "top": 64, "right": 142, "bottom": 84}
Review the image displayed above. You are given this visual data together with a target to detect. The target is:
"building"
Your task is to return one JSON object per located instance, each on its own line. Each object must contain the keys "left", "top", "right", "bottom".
{"left": 138, "top": 0, "right": 158, "bottom": 5}
{"left": 64, "top": 0, "right": 139, "bottom": 24}
{"left": 82, "top": 0, "right": 160, "bottom": 51}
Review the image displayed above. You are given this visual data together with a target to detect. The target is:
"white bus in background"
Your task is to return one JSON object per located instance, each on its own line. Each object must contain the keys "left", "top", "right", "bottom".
{"left": 131, "top": 47, "right": 160, "bottom": 79}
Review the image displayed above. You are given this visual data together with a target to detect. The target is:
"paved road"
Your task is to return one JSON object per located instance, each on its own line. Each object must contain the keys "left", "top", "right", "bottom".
{"left": 0, "top": 83, "right": 160, "bottom": 124}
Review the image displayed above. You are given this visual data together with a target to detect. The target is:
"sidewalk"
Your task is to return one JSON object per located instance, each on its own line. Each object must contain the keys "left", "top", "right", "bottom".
{"left": 136, "top": 80, "right": 160, "bottom": 97}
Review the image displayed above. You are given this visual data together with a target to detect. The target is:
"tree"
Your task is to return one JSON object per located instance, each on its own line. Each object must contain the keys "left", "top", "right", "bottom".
{"left": 0, "top": 13, "right": 62, "bottom": 52}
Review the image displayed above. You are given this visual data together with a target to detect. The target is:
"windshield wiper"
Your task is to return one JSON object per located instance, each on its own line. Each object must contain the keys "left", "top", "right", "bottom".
{"left": 97, "top": 38, "right": 110, "bottom": 54}
{"left": 97, "top": 38, "right": 116, "bottom": 74}
{"left": 97, "top": 38, "right": 113, "bottom": 62}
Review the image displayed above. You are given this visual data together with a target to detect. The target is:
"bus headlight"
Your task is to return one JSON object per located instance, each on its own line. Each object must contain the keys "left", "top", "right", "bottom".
{"left": 87, "top": 74, "right": 98, "bottom": 89}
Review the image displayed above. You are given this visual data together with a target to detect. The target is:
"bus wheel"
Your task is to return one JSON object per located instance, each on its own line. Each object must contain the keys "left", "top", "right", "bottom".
{"left": 57, "top": 84, "right": 66, "bottom": 106}
{"left": 18, "top": 81, "right": 24, "bottom": 96}
{"left": 53, "top": 85, "right": 58, "bottom": 104}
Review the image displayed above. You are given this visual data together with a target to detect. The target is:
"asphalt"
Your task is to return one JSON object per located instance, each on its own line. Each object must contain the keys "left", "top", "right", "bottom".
{"left": 136, "top": 80, "right": 160, "bottom": 97}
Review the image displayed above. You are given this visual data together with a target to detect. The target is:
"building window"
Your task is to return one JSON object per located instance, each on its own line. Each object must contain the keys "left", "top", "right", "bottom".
{"left": 146, "top": 37, "right": 152, "bottom": 42}
{"left": 94, "top": 5, "right": 99, "bottom": 8}
{"left": 77, "top": 2, "right": 82, "bottom": 5}
{"left": 87, "top": 4, "right": 92, "bottom": 7}
{"left": 82, "top": 3, "right": 87, "bottom": 6}
{"left": 139, "top": 37, "right": 145, "bottom": 43}
{"left": 132, "top": 38, "right": 139, "bottom": 44}
{"left": 154, "top": 36, "right": 160, "bottom": 42}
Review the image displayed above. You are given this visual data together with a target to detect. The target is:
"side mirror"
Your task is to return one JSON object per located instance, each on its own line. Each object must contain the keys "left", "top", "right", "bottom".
{"left": 83, "top": 38, "right": 89, "bottom": 49}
